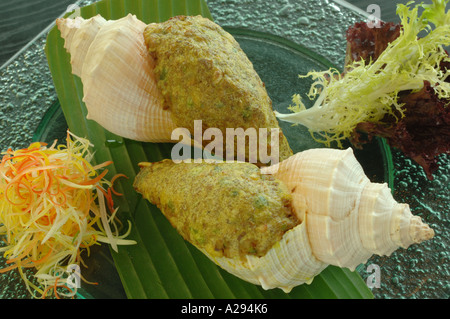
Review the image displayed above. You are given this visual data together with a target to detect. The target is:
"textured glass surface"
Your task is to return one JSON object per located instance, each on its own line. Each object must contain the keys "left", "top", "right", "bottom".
{"left": 0, "top": 0, "right": 448, "bottom": 299}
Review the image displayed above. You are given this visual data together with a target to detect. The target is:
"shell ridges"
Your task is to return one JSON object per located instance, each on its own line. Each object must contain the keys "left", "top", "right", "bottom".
{"left": 265, "top": 148, "right": 434, "bottom": 271}
{"left": 56, "top": 14, "right": 177, "bottom": 143}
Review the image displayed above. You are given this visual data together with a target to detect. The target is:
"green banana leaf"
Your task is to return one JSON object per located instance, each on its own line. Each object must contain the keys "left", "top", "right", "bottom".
{"left": 44, "top": 0, "right": 375, "bottom": 299}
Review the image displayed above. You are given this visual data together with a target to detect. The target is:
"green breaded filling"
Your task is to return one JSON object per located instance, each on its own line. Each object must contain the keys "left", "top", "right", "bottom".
{"left": 134, "top": 160, "right": 300, "bottom": 259}
{"left": 143, "top": 15, "right": 292, "bottom": 162}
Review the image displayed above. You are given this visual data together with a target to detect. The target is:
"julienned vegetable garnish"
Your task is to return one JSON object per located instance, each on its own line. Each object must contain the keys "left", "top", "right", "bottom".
{"left": 0, "top": 131, "right": 136, "bottom": 298}
{"left": 275, "top": 0, "right": 450, "bottom": 179}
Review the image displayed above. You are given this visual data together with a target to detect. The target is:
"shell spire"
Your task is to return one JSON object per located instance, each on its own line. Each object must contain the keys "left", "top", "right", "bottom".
{"left": 56, "top": 14, "right": 177, "bottom": 142}
{"left": 390, "top": 204, "right": 434, "bottom": 248}
{"left": 262, "top": 148, "right": 434, "bottom": 270}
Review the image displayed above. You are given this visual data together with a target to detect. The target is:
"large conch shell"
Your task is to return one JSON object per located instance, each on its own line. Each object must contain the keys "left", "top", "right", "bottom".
{"left": 56, "top": 14, "right": 293, "bottom": 162}
{"left": 56, "top": 14, "right": 176, "bottom": 142}
{"left": 134, "top": 148, "right": 434, "bottom": 293}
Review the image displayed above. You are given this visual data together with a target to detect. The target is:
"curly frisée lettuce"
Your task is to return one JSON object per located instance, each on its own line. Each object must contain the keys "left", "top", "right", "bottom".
{"left": 276, "top": 0, "right": 450, "bottom": 149}
{"left": 0, "top": 131, "right": 136, "bottom": 298}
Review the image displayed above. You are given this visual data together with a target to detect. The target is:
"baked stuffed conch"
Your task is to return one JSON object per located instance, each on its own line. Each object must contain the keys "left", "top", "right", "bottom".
{"left": 56, "top": 14, "right": 293, "bottom": 163}
{"left": 133, "top": 148, "right": 434, "bottom": 292}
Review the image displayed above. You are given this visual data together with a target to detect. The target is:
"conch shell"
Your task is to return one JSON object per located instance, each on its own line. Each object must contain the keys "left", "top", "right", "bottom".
{"left": 56, "top": 14, "right": 293, "bottom": 162}
{"left": 134, "top": 148, "right": 434, "bottom": 292}
{"left": 56, "top": 14, "right": 176, "bottom": 142}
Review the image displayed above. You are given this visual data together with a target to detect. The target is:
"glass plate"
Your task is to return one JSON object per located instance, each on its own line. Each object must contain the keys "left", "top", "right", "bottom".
{"left": 34, "top": 27, "right": 391, "bottom": 299}
{"left": 2, "top": 0, "right": 447, "bottom": 299}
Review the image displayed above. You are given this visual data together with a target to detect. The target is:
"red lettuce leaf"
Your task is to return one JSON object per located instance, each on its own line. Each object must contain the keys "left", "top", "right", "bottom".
{"left": 344, "top": 22, "right": 450, "bottom": 180}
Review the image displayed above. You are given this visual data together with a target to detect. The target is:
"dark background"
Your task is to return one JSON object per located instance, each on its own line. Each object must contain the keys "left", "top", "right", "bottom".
{"left": 0, "top": 0, "right": 431, "bottom": 67}
{"left": 0, "top": 0, "right": 75, "bottom": 67}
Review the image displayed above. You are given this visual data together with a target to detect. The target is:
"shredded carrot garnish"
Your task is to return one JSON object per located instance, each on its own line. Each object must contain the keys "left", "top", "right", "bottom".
{"left": 110, "top": 174, "right": 129, "bottom": 196}
{"left": 0, "top": 131, "right": 136, "bottom": 298}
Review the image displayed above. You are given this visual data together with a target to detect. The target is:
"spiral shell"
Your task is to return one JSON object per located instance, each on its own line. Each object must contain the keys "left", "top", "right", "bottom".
{"left": 56, "top": 14, "right": 293, "bottom": 163}
{"left": 134, "top": 148, "right": 434, "bottom": 292}
{"left": 261, "top": 148, "right": 434, "bottom": 271}
{"left": 56, "top": 14, "right": 176, "bottom": 142}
